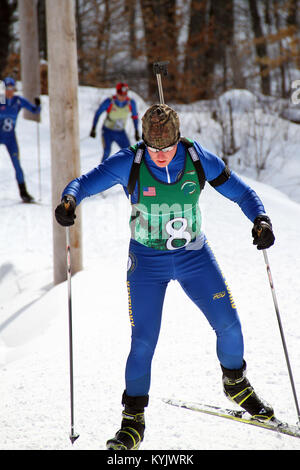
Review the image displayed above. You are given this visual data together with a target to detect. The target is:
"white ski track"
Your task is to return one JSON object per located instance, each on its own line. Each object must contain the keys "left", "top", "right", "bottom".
{"left": 163, "top": 398, "right": 300, "bottom": 440}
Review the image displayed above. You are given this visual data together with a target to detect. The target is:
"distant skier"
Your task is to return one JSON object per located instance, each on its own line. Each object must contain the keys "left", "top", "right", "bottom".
{"left": 89, "top": 82, "right": 140, "bottom": 161}
{"left": 0, "top": 77, "right": 41, "bottom": 203}
{"left": 55, "top": 104, "right": 275, "bottom": 450}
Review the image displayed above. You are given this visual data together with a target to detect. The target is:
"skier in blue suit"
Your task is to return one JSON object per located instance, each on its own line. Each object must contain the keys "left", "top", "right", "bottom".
{"left": 0, "top": 77, "right": 41, "bottom": 202}
{"left": 55, "top": 104, "right": 275, "bottom": 450}
{"left": 90, "top": 82, "right": 140, "bottom": 162}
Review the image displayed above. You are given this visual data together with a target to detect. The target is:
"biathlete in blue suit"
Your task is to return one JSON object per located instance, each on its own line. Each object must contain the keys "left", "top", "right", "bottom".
{"left": 0, "top": 77, "right": 40, "bottom": 202}
{"left": 89, "top": 82, "right": 140, "bottom": 162}
{"left": 55, "top": 104, "right": 275, "bottom": 450}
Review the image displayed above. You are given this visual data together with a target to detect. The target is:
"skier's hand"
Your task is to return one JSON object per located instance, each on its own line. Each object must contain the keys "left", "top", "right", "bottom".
{"left": 90, "top": 127, "right": 96, "bottom": 138}
{"left": 55, "top": 195, "right": 76, "bottom": 226}
{"left": 35, "top": 97, "right": 41, "bottom": 107}
{"left": 135, "top": 130, "right": 140, "bottom": 141}
{"left": 252, "top": 215, "right": 275, "bottom": 250}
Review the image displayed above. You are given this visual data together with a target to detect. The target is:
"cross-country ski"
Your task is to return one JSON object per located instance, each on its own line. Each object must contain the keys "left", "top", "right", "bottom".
{"left": 163, "top": 398, "right": 300, "bottom": 440}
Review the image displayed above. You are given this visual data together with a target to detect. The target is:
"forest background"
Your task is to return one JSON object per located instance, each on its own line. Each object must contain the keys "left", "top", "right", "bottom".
{"left": 1, "top": 0, "right": 300, "bottom": 104}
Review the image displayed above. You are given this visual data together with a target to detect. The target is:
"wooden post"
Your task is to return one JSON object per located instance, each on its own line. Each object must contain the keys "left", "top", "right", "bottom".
{"left": 46, "top": 0, "right": 82, "bottom": 285}
{"left": 18, "top": 0, "right": 40, "bottom": 122}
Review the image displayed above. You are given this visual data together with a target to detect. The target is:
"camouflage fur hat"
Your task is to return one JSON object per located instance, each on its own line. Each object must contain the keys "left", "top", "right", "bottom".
{"left": 142, "top": 104, "right": 180, "bottom": 149}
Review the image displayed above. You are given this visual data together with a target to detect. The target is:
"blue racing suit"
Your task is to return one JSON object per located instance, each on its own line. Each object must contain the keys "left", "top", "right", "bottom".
{"left": 0, "top": 95, "right": 40, "bottom": 183}
{"left": 62, "top": 140, "right": 266, "bottom": 397}
{"left": 92, "top": 96, "right": 139, "bottom": 162}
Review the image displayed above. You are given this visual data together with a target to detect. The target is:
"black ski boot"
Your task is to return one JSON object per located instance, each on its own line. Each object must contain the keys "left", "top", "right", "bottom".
{"left": 18, "top": 183, "right": 34, "bottom": 203}
{"left": 106, "top": 391, "right": 149, "bottom": 450}
{"left": 221, "top": 361, "right": 274, "bottom": 421}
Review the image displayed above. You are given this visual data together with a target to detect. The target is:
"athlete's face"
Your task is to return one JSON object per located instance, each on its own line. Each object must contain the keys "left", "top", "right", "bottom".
{"left": 147, "top": 144, "right": 178, "bottom": 168}
{"left": 5, "top": 86, "right": 15, "bottom": 99}
{"left": 116, "top": 92, "right": 127, "bottom": 102}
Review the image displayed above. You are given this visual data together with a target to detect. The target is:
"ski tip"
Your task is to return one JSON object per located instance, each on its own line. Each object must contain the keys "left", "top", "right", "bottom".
{"left": 69, "top": 433, "right": 80, "bottom": 444}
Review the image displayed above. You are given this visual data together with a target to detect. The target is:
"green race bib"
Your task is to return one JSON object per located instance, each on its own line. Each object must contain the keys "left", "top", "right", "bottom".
{"left": 130, "top": 153, "right": 202, "bottom": 250}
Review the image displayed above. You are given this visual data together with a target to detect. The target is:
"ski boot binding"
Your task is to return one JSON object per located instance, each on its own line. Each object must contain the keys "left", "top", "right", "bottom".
{"left": 106, "top": 391, "right": 148, "bottom": 450}
{"left": 221, "top": 361, "right": 274, "bottom": 421}
{"left": 106, "top": 411, "right": 145, "bottom": 450}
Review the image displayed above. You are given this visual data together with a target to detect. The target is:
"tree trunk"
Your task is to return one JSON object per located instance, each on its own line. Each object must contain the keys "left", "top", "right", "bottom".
{"left": 140, "top": 0, "right": 178, "bottom": 102}
{"left": 0, "top": 0, "right": 14, "bottom": 76}
{"left": 183, "top": 0, "right": 212, "bottom": 101}
{"left": 18, "top": 0, "right": 41, "bottom": 121}
{"left": 248, "top": 0, "right": 271, "bottom": 95}
{"left": 287, "top": 0, "right": 300, "bottom": 69}
{"left": 125, "top": 0, "right": 137, "bottom": 59}
{"left": 273, "top": 0, "right": 287, "bottom": 98}
{"left": 209, "top": 0, "right": 234, "bottom": 92}
{"left": 46, "top": 0, "right": 83, "bottom": 285}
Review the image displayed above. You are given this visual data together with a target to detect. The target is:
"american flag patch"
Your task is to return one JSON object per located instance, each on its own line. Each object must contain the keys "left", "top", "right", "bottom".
{"left": 143, "top": 186, "right": 156, "bottom": 196}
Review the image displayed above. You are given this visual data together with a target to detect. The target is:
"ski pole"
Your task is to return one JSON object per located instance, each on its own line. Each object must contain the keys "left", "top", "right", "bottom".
{"left": 153, "top": 61, "right": 169, "bottom": 104}
{"left": 262, "top": 249, "right": 300, "bottom": 424}
{"left": 66, "top": 225, "right": 80, "bottom": 444}
{"left": 36, "top": 121, "right": 41, "bottom": 201}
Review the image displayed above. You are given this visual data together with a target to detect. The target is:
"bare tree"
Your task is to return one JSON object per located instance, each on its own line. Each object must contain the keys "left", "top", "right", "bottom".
{"left": 183, "top": 0, "right": 213, "bottom": 102}
{"left": 18, "top": 0, "right": 41, "bottom": 122}
{"left": 211, "top": 92, "right": 241, "bottom": 164}
{"left": 287, "top": 0, "right": 300, "bottom": 69}
{"left": 124, "top": 0, "right": 138, "bottom": 60}
{"left": 0, "top": 0, "right": 17, "bottom": 76}
{"left": 140, "top": 0, "right": 178, "bottom": 101}
{"left": 57, "top": 0, "right": 299, "bottom": 103}
{"left": 248, "top": 0, "right": 271, "bottom": 95}
{"left": 209, "top": 0, "right": 234, "bottom": 92}
{"left": 239, "top": 99, "right": 289, "bottom": 179}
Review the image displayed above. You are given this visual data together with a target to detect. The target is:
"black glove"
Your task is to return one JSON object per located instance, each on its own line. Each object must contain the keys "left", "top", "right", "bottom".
{"left": 55, "top": 195, "right": 76, "bottom": 226}
{"left": 35, "top": 97, "right": 41, "bottom": 107}
{"left": 135, "top": 130, "right": 140, "bottom": 141}
{"left": 90, "top": 127, "right": 96, "bottom": 138}
{"left": 252, "top": 215, "right": 275, "bottom": 250}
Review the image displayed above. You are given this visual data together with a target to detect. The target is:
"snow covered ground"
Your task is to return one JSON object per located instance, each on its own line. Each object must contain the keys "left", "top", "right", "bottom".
{"left": 0, "top": 85, "right": 300, "bottom": 451}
